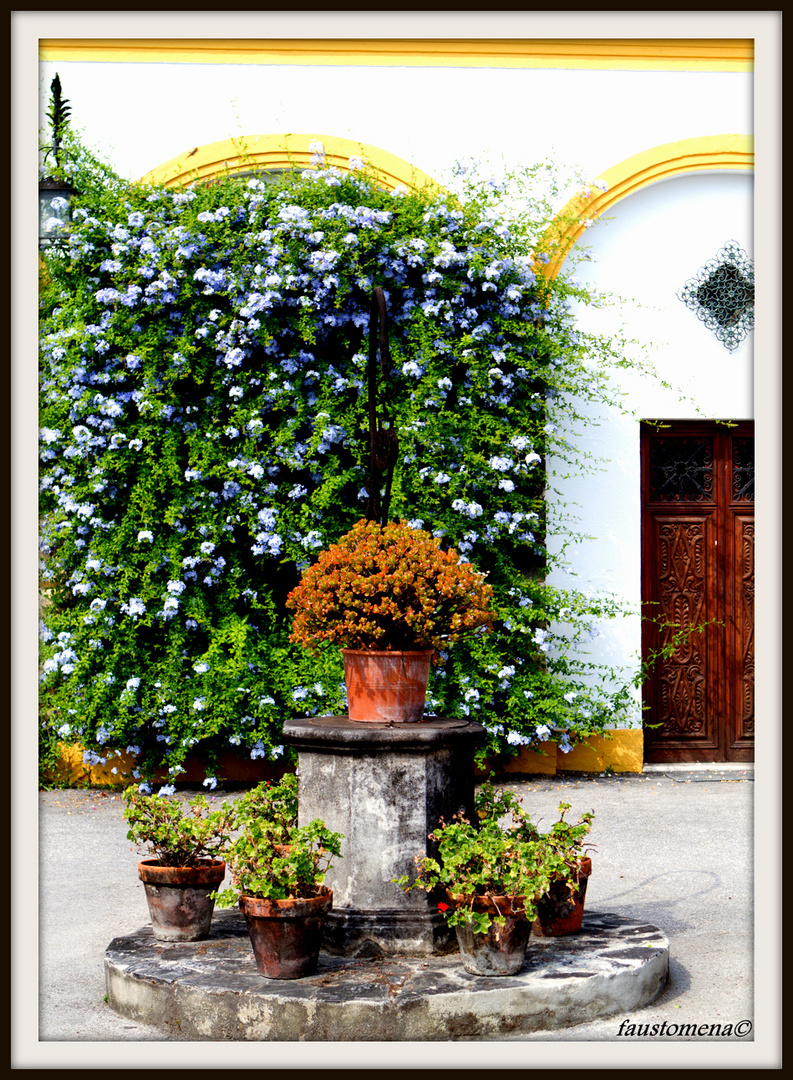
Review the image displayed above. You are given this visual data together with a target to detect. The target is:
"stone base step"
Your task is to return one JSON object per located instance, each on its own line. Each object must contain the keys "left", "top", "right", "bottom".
{"left": 105, "top": 910, "right": 669, "bottom": 1041}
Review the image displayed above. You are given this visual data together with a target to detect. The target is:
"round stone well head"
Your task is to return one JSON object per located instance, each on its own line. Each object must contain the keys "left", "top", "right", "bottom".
{"left": 282, "top": 715, "right": 486, "bottom": 957}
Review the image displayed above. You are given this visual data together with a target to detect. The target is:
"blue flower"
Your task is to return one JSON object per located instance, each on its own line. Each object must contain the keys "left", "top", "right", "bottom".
{"left": 121, "top": 598, "right": 146, "bottom": 618}
{"left": 95, "top": 287, "right": 120, "bottom": 303}
{"left": 452, "top": 499, "right": 483, "bottom": 519}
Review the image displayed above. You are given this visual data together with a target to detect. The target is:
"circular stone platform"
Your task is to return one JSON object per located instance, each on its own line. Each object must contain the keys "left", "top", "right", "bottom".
{"left": 105, "top": 910, "right": 669, "bottom": 1041}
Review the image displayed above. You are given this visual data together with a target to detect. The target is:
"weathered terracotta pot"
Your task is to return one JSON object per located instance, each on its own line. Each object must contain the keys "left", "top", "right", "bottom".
{"left": 533, "top": 857, "right": 592, "bottom": 937}
{"left": 342, "top": 649, "right": 433, "bottom": 723}
{"left": 448, "top": 892, "right": 532, "bottom": 976}
{"left": 138, "top": 858, "right": 226, "bottom": 942}
{"left": 239, "top": 887, "right": 333, "bottom": 979}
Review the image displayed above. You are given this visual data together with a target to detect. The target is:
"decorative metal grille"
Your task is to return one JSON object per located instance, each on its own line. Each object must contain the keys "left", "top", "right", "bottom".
{"left": 677, "top": 241, "right": 754, "bottom": 352}
{"left": 732, "top": 438, "right": 755, "bottom": 502}
{"left": 649, "top": 437, "right": 714, "bottom": 502}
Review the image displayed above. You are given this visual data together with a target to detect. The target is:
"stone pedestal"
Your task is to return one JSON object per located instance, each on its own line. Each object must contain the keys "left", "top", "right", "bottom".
{"left": 282, "top": 715, "right": 485, "bottom": 957}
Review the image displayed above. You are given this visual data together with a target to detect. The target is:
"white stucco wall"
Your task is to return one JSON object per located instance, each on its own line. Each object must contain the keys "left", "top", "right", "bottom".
{"left": 35, "top": 54, "right": 755, "bottom": 727}
{"left": 38, "top": 60, "right": 752, "bottom": 195}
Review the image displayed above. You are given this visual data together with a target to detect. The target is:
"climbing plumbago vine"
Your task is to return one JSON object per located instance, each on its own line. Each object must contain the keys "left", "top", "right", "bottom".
{"left": 39, "top": 132, "right": 641, "bottom": 786}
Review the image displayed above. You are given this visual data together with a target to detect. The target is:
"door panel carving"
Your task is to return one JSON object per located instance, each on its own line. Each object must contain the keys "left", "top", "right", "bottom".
{"left": 655, "top": 519, "right": 709, "bottom": 738}
{"left": 730, "top": 516, "right": 755, "bottom": 748}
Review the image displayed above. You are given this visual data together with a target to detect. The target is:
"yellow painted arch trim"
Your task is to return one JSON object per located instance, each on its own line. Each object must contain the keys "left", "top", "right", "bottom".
{"left": 140, "top": 133, "right": 753, "bottom": 288}
{"left": 39, "top": 37, "right": 753, "bottom": 72}
{"left": 138, "top": 133, "right": 442, "bottom": 193}
{"left": 543, "top": 134, "right": 754, "bottom": 277}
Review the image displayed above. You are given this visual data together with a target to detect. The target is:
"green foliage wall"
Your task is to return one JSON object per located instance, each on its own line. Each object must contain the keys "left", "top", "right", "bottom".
{"left": 39, "top": 136, "right": 637, "bottom": 787}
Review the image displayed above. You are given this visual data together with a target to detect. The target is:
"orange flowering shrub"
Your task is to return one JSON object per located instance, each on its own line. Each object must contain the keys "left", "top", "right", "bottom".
{"left": 286, "top": 519, "right": 493, "bottom": 653}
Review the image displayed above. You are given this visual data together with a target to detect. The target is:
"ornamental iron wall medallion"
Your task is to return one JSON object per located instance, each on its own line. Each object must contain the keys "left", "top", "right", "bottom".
{"left": 677, "top": 241, "right": 754, "bottom": 352}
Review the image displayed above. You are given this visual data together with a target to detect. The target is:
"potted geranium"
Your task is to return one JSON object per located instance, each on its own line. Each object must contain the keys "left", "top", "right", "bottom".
{"left": 227, "top": 772, "right": 300, "bottom": 845}
{"left": 285, "top": 518, "right": 493, "bottom": 723}
{"left": 395, "top": 781, "right": 559, "bottom": 976}
{"left": 123, "top": 785, "right": 236, "bottom": 941}
{"left": 472, "top": 782, "right": 596, "bottom": 937}
{"left": 213, "top": 774, "right": 344, "bottom": 980}
{"left": 533, "top": 801, "right": 596, "bottom": 937}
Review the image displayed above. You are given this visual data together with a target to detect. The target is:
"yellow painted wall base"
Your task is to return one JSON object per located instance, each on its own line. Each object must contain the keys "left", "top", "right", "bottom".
{"left": 555, "top": 730, "right": 644, "bottom": 774}
{"left": 46, "top": 743, "right": 138, "bottom": 787}
{"left": 45, "top": 729, "right": 644, "bottom": 787}
{"left": 478, "top": 740, "right": 558, "bottom": 777}
{"left": 483, "top": 730, "right": 644, "bottom": 777}
{"left": 43, "top": 743, "right": 287, "bottom": 789}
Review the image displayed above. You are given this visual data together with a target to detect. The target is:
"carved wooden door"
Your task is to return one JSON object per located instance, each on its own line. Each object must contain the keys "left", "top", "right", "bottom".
{"left": 641, "top": 421, "right": 754, "bottom": 762}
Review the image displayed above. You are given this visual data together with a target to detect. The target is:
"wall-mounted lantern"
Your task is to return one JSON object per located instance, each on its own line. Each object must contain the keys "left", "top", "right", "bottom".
{"left": 39, "top": 177, "right": 76, "bottom": 249}
{"left": 39, "top": 73, "right": 76, "bottom": 250}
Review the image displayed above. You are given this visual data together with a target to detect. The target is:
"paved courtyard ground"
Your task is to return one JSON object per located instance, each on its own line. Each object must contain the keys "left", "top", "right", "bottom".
{"left": 14, "top": 770, "right": 779, "bottom": 1068}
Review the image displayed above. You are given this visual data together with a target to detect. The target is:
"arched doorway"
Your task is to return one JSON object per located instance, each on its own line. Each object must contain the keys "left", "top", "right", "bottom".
{"left": 543, "top": 136, "right": 754, "bottom": 765}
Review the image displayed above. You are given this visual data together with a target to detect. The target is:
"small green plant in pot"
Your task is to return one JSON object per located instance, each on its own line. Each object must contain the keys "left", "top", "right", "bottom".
{"left": 471, "top": 782, "right": 596, "bottom": 936}
{"left": 123, "top": 785, "right": 236, "bottom": 942}
{"left": 533, "top": 801, "right": 596, "bottom": 937}
{"left": 286, "top": 518, "right": 494, "bottom": 723}
{"left": 214, "top": 774, "right": 344, "bottom": 980}
{"left": 395, "top": 780, "right": 557, "bottom": 976}
{"left": 227, "top": 772, "right": 300, "bottom": 846}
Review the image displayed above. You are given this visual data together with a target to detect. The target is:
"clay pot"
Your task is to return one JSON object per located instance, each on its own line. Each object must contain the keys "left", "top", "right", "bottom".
{"left": 239, "top": 887, "right": 333, "bottom": 979}
{"left": 533, "top": 857, "right": 592, "bottom": 937}
{"left": 138, "top": 858, "right": 226, "bottom": 942}
{"left": 342, "top": 649, "right": 433, "bottom": 723}
{"left": 448, "top": 892, "right": 532, "bottom": 976}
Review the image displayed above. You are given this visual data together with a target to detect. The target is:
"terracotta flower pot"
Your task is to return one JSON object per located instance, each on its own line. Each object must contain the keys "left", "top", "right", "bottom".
{"left": 138, "top": 858, "right": 226, "bottom": 942}
{"left": 448, "top": 892, "right": 532, "bottom": 976}
{"left": 342, "top": 649, "right": 433, "bottom": 723}
{"left": 533, "top": 857, "right": 592, "bottom": 937}
{"left": 239, "top": 887, "right": 333, "bottom": 979}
